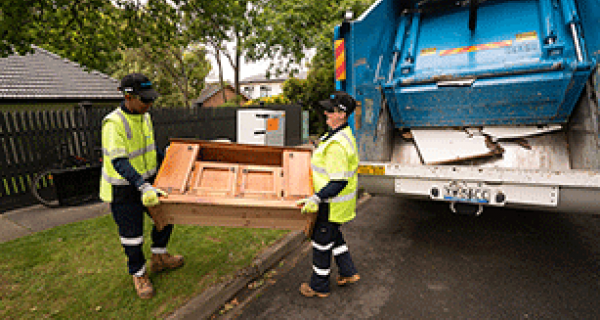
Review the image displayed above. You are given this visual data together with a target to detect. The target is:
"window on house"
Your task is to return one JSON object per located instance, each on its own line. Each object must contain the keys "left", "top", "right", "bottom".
{"left": 260, "top": 85, "right": 272, "bottom": 98}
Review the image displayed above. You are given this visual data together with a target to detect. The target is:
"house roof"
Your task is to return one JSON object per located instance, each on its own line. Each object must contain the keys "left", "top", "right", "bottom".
{"left": 195, "top": 83, "right": 250, "bottom": 104}
{"left": 240, "top": 70, "right": 308, "bottom": 84}
{"left": 0, "top": 46, "right": 122, "bottom": 100}
{"left": 196, "top": 83, "right": 230, "bottom": 104}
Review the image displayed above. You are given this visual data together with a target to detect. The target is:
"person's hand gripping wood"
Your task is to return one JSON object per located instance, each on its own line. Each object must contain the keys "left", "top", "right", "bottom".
{"left": 139, "top": 183, "right": 168, "bottom": 207}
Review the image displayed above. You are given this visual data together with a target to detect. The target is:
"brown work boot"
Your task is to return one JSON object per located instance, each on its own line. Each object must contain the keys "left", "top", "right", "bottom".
{"left": 133, "top": 273, "right": 155, "bottom": 299}
{"left": 150, "top": 253, "right": 184, "bottom": 273}
{"left": 299, "top": 283, "right": 330, "bottom": 298}
{"left": 337, "top": 274, "right": 360, "bottom": 286}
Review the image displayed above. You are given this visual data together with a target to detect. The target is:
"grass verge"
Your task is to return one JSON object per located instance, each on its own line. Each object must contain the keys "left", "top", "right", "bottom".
{"left": 0, "top": 214, "right": 289, "bottom": 319}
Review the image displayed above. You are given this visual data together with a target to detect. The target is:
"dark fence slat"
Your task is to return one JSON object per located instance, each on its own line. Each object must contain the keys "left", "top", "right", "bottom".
{"left": 26, "top": 111, "right": 43, "bottom": 178}
{"left": 15, "top": 112, "right": 36, "bottom": 191}
{"left": 0, "top": 113, "right": 10, "bottom": 198}
{"left": 48, "top": 110, "right": 61, "bottom": 160}
{"left": 5, "top": 112, "right": 27, "bottom": 195}
{"left": 39, "top": 110, "right": 55, "bottom": 167}
{"left": 77, "top": 107, "right": 94, "bottom": 161}
{"left": 23, "top": 111, "right": 40, "bottom": 168}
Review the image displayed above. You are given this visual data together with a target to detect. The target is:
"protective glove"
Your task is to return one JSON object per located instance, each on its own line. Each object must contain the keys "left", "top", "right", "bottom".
{"left": 296, "top": 195, "right": 321, "bottom": 214}
{"left": 139, "top": 183, "right": 168, "bottom": 207}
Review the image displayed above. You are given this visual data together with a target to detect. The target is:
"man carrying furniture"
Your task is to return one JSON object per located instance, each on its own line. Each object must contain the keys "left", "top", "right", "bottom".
{"left": 296, "top": 91, "right": 361, "bottom": 298}
{"left": 100, "top": 73, "right": 184, "bottom": 299}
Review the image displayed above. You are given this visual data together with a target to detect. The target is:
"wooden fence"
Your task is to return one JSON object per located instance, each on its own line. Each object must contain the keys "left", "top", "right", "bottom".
{"left": 0, "top": 104, "right": 303, "bottom": 213}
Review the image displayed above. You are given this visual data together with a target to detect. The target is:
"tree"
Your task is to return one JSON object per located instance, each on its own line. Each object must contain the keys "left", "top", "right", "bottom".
{"left": 1, "top": 0, "right": 126, "bottom": 73}
{"left": 245, "top": 0, "right": 375, "bottom": 76}
{"left": 111, "top": 45, "right": 211, "bottom": 107}
{"left": 282, "top": 60, "right": 334, "bottom": 135}
{"left": 263, "top": 0, "right": 376, "bottom": 134}
{"left": 180, "top": 0, "right": 265, "bottom": 98}
{"left": 2, "top": 0, "right": 376, "bottom": 106}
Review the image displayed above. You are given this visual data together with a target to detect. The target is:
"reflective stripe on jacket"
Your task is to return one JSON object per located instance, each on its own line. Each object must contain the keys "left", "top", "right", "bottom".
{"left": 311, "top": 126, "right": 359, "bottom": 223}
{"left": 99, "top": 108, "right": 158, "bottom": 202}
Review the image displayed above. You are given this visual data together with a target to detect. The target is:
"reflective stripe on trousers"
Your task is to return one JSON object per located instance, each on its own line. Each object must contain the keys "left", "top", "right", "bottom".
{"left": 111, "top": 201, "right": 173, "bottom": 275}
{"left": 309, "top": 217, "right": 358, "bottom": 293}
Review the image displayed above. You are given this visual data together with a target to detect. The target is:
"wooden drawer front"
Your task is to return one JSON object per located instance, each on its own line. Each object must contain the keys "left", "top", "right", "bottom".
{"left": 155, "top": 142, "right": 199, "bottom": 194}
{"left": 283, "top": 151, "right": 313, "bottom": 199}
{"left": 238, "top": 165, "right": 283, "bottom": 200}
{"left": 191, "top": 162, "right": 238, "bottom": 197}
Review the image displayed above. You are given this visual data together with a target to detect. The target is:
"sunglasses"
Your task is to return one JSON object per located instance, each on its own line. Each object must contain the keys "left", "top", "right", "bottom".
{"left": 130, "top": 94, "right": 155, "bottom": 104}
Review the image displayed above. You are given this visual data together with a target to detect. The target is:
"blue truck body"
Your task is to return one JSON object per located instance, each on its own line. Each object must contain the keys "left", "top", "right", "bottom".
{"left": 338, "top": 0, "right": 600, "bottom": 128}
{"left": 336, "top": 0, "right": 600, "bottom": 214}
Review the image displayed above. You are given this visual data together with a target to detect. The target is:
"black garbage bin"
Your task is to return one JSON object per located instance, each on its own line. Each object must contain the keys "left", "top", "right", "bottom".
{"left": 51, "top": 164, "right": 102, "bottom": 206}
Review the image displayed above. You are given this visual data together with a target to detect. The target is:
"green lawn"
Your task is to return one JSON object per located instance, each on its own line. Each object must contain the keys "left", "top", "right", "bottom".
{"left": 0, "top": 214, "right": 289, "bottom": 319}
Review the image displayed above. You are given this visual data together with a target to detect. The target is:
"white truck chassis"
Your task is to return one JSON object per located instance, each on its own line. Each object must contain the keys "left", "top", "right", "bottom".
{"left": 358, "top": 82, "right": 600, "bottom": 215}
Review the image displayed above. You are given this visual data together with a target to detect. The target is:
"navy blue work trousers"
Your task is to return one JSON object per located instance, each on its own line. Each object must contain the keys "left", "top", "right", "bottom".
{"left": 309, "top": 206, "right": 358, "bottom": 293}
{"left": 111, "top": 201, "right": 173, "bottom": 275}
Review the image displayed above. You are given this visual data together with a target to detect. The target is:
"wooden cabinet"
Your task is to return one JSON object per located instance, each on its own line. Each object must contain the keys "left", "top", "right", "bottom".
{"left": 148, "top": 139, "right": 315, "bottom": 235}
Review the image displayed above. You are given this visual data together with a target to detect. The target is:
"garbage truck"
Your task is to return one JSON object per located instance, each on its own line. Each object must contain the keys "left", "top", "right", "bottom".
{"left": 335, "top": 0, "right": 600, "bottom": 214}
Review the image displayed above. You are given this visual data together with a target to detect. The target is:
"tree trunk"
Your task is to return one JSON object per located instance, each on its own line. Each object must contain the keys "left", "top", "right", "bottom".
{"left": 215, "top": 48, "right": 227, "bottom": 103}
{"left": 234, "top": 36, "right": 241, "bottom": 105}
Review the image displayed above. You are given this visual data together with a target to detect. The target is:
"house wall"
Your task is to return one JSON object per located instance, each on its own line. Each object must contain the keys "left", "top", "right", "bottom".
{"left": 202, "top": 88, "right": 248, "bottom": 107}
{"left": 240, "top": 81, "right": 284, "bottom": 100}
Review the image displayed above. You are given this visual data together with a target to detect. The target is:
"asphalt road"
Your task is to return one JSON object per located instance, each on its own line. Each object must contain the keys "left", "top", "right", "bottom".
{"left": 218, "top": 196, "right": 600, "bottom": 319}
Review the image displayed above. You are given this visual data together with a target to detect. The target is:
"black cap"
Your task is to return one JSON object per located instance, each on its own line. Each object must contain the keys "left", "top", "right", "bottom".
{"left": 318, "top": 91, "right": 356, "bottom": 115}
{"left": 119, "top": 73, "right": 159, "bottom": 102}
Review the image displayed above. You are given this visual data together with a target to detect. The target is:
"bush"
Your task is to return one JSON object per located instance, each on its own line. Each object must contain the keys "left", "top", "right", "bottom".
{"left": 218, "top": 95, "right": 246, "bottom": 107}
{"left": 244, "top": 94, "right": 291, "bottom": 106}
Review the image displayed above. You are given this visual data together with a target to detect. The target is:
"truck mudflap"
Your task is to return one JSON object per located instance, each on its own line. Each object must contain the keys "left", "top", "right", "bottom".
{"left": 358, "top": 163, "right": 600, "bottom": 214}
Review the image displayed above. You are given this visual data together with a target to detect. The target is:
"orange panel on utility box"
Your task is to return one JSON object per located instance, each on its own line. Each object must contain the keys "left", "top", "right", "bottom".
{"left": 148, "top": 139, "right": 315, "bottom": 235}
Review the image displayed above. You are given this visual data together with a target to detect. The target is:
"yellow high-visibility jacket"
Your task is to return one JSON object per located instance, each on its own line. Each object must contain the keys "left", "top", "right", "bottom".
{"left": 311, "top": 126, "right": 359, "bottom": 223}
{"left": 100, "top": 108, "right": 158, "bottom": 203}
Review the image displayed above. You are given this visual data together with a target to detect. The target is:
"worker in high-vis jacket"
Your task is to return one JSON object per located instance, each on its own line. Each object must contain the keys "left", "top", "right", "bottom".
{"left": 296, "top": 91, "right": 361, "bottom": 298}
{"left": 100, "top": 73, "right": 183, "bottom": 299}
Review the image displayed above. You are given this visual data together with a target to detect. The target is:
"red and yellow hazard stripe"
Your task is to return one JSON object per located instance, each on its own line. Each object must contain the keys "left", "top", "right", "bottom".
{"left": 439, "top": 40, "right": 513, "bottom": 56}
{"left": 420, "top": 48, "right": 437, "bottom": 56}
{"left": 516, "top": 31, "right": 538, "bottom": 42}
{"left": 335, "top": 39, "right": 346, "bottom": 81}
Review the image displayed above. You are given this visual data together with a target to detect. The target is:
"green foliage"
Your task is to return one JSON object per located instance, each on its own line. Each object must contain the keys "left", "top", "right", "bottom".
{"left": 245, "top": 0, "right": 376, "bottom": 75}
{"left": 1, "top": 0, "right": 125, "bottom": 73}
{"left": 1, "top": 0, "right": 377, "bottom": 113}
{"left": 110, "top": 45, "right": 211, "bottom": 107}
{"left": 181, "top": 0, "right": 264, "bottom": 95}
{"left": 218, "top": 95, "right": 246, "bottom": 107}
{"left": 244, "top": 94, "right": 291, "bottom": 106}
{"left": 282, "top": 78, "right": 306, "bottom": 104}
{"left": 281, "top": 67, "right": 333, "bottom": 135}
{"left": 0, "top": 214, "right": 288, "bottom": 319}
{"left": 228, "top": 95, "right": 245, "bottom": 104}
{"left": 218, "top": 101, "right": 240, "bottom": 108}
{"left": 249, "top": 0, "right": 375, "bottom": 135}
